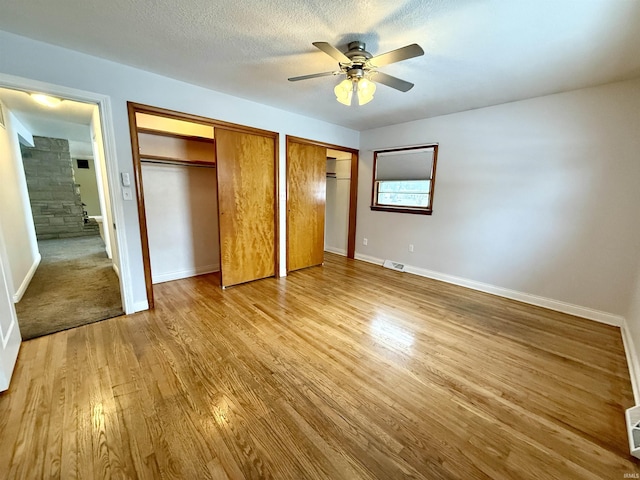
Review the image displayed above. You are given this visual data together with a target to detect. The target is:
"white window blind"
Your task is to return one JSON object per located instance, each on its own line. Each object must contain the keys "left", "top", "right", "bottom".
{"left": 375, "top": 147, "right": 434, "bottom": 181}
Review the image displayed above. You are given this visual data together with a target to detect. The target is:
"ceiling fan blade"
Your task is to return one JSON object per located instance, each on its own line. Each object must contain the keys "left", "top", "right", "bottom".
{"left": 288, "top": 71, "right": 339, "bottom": 82}
{"left": 312, "top": 42, "right": 351, "bottom": 63}
{"left": 372, "top": 72, "right": 414, "bottom": 92}
{"left": 369, "top": 44, "right": 424, "bottom": 67}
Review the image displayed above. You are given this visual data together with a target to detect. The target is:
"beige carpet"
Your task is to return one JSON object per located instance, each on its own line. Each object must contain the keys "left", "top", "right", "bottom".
{"left": 16, "top": 236, "right": 124, "bottom": 340}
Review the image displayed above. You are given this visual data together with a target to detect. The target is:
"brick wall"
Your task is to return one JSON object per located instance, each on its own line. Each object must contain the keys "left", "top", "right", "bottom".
{"left": 21, "top": 136, "right": 99, "bottom": 240}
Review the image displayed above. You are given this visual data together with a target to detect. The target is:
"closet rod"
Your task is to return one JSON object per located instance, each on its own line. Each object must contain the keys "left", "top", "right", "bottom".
{"left": 141, "top": 158, "right": 216, "bottom": 169}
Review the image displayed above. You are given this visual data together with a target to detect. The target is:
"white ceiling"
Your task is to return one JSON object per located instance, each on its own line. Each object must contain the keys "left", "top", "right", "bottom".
{"left": 0, "top": 0, "right": 639, "bottom": 131}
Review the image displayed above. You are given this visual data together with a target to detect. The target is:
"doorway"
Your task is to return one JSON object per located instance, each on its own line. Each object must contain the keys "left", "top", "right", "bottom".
{"left": 0, "top": 86, "right": 123, "bottom": 339}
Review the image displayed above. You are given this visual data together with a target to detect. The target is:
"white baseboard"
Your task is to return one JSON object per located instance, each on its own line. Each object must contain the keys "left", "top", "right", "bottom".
{"left": 325, "top": 246, "right": 347, "bottom": 256}
{"left": 152, "top": 264, "right": 220, "bottom": 285}
{"left": 354, "top": 253, "right": 624, "bottom": 327}
{"left": 13, "top": 253, "right": 41, "bottom": 303}
{"left": 622, "top": 320, "right": 640, "bottom": 405}
{"left": 354, "top": 253, "right": 384, "bottom": 265}
{"left": 112, "top": 262, "right": 120, "bottom": 278}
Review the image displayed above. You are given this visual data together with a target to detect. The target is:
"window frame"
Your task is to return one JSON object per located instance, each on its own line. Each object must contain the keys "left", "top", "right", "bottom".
{"left": 370, "top": 144, "right": 439, "bottom": 215}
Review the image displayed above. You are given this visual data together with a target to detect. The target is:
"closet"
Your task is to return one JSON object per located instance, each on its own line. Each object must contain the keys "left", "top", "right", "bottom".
{"left": 128, "top": 103, "right": 278, "bottom": 308}
{"left": 286, "top": 136, "right": 358, "bottom": 273}
{"left": 136, "top": 113, "right": 219, "bottom": 286}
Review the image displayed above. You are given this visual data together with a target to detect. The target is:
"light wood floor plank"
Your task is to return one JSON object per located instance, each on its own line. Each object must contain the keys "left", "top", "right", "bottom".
{"left": 1, "top": 253, "right": 638, "bottom": 478}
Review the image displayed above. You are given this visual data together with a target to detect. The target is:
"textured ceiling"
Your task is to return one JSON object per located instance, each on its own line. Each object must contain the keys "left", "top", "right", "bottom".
{"left": 0, "top": 0, "right": 639, "bottom": 130}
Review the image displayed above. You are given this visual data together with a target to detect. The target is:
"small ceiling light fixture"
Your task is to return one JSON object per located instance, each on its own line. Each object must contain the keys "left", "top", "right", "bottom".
{"left": 30, "top": 93, "right": 63, "bottom": 108}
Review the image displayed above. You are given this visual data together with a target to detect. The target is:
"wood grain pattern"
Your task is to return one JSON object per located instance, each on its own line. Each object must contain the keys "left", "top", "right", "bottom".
{"left": 216, "top": 128, "right": 276, "bottom": 287}
{"left": 127, "top": 102, "right": 155, "bottom": 308}
{"left": 1, "top": 253, "right": 638, "bottom": 478}
{"left": 287, "top": 141, "right": 326, "bottom": 272}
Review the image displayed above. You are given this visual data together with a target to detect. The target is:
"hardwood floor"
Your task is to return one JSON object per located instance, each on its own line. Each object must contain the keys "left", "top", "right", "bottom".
{"left": 1, "top": 253, "right": 638, "bottom": 479}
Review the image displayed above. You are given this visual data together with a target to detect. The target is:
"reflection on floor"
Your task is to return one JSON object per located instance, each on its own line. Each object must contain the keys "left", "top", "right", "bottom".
{"left": 15, "top": 235, "right": 123, "bottom": 340}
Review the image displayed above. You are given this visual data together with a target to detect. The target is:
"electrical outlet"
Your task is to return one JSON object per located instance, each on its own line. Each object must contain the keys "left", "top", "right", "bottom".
{"left": 363, "top": 238, "right": 368, "bottom": 246}
{"left": 409, "top": 244, "right": 414, "bottom": 252}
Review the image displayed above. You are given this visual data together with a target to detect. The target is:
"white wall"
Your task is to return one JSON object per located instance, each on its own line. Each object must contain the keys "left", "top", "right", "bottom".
{"left": 91, "top": 106, "right": 116, "bottom": 263}
{"left": 73, "top": 158, "right": 101, "bottom": 216}
{"left": 358, "top": 78, "right": 640, "bottom": 319}
{"left": 0, "top": 102, "right": 40, "bottom": 301}
{"left": 325, "top": 154, "right": 351, "bottom": 255}
{"left": 142, "top": 163, "right": 219, "bottom": 283}
{"left": 0, "top": 29, "right": 359, "bottom": 310}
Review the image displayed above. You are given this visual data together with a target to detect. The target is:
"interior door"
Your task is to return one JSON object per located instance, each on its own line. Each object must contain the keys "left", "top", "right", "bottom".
{"left": 287, "top": 141, "right": 326, "bottom": 272}
{"left": 0, "top": 237, "right": 21, "bottom": 392}
{"left": 215, "top": 129, "right": 276, "bottom": 287}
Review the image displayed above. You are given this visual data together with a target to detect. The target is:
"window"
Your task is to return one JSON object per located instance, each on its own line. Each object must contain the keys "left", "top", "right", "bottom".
{"left": 371, "top": 144, "right": 438, "bottom": 215}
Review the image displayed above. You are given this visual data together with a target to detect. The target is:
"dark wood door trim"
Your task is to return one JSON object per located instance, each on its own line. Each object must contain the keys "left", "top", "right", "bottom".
{"left": 127, "top": 102, "right": 154, "bottom": 309}
{"left": 128, "top": 102, "right": 278, "bottom": 139}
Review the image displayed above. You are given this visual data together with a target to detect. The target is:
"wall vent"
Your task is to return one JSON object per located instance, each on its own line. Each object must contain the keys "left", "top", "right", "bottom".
{"left": 383, "top": 259, "right": 406, "bottom": 272}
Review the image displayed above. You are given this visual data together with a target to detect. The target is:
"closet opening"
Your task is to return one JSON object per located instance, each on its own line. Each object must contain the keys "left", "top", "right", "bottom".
{"left": 128, "top": 103, "right": 279, "bottom": 309}
{"left": 286, "top": 136, "right": 358, "bottom": 273}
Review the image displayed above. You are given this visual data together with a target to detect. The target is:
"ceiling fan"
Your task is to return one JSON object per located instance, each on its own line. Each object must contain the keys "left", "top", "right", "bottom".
{"left": 288, "top": 41, "right": 424, "bottom": 106}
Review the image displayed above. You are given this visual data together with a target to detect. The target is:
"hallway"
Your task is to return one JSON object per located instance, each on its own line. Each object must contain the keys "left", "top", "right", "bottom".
{"left": 15, "top": 235, "right": 123, "bottom": 339}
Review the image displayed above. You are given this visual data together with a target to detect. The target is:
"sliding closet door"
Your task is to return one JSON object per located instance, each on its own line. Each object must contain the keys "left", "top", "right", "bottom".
{"left": 216, "top": 129, "right": 276, "bottom": 287}
{"left": 287, "top": 141, "right": 326, "bottom": 272}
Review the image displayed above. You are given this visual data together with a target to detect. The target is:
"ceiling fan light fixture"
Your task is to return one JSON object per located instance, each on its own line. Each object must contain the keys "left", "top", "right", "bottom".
{"left": 334, "top": 78, "right": 354, "bottom": 106}
{"left": 357, "top": 78, "right": 376, "bottom": 105}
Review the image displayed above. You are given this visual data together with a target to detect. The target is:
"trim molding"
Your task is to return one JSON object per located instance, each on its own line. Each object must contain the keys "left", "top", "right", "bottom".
{"left": 325, "top": 246, "right": 347, "bottom": 256}
{"left": 152, "top": 264, "right": 220, "bottom": 285}
{"left": 622, "top": 320, "right": 640, "bottom": 405}
{"left": 112, "top": 262, "right": 120, "bottom": 278}
{"left": 354, "top": 253, "right": 624, "bottom": 327}
{"left": 133, "top": 300, "right": 149, "bottom": 313}
{"left": 13, "top": 253, "right": 41, "bottom": 303}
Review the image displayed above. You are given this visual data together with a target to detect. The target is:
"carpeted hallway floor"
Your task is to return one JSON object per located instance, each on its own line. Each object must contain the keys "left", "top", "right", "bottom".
{"left": 15, "top": 235, "right": 123, "bottom": 340}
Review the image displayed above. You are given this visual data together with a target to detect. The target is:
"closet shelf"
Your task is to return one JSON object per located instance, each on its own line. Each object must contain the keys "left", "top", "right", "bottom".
{"left": 140, "top": 154, "right": 216, "bottom": 167}
{"left": 137, "top": 127, "right": 215, "bottom": 143}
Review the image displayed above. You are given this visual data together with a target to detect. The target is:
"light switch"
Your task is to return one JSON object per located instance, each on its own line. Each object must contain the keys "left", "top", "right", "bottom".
{"left": 122, "top": 187, "right": 133, "bottom": 201}
{"left": 121, "top": 172, "right": 131, "bottom": 186}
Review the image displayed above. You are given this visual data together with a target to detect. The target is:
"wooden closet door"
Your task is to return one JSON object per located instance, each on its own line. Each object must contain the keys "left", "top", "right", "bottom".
{"left": 287, "top": 141, "right": 326, "bottom": 272}
{"left": 216, "top": 129, "right": 276, "bottom": 287}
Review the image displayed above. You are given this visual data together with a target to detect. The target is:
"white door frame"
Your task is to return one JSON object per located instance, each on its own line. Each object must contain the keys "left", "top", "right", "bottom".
{"left": 0, "top": 224, "right": 21, "bottom": 392}
{"left": 0, "top": 72, "right": 134, "bottom": 314}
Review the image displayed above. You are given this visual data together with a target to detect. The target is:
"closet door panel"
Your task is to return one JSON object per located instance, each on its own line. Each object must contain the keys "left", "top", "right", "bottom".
{"left": 287, "top": 142, "right": 326, "bottom": 272}
{"left": 216, "top": 129, "right": 276, "bottom": 287}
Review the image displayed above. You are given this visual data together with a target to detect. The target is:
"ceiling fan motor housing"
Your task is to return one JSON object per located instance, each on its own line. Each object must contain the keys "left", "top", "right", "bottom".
{"left": 343, "top": 42, "right": 373, "bottom": 80}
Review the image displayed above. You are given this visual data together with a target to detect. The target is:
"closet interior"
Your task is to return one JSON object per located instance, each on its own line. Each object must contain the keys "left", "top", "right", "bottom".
{"left": 136, "top": 113, "right": 219, "bottom": 286}
{"left": 325, "top": 148, "right": 352, "bottom": 256}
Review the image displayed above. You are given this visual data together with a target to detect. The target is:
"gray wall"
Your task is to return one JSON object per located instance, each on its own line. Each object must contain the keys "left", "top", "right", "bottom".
{"left": 21, "top": 136, "right": 98, "bottom": 240}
